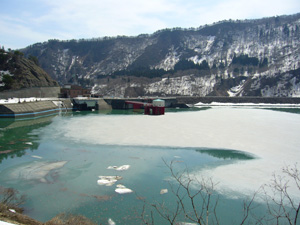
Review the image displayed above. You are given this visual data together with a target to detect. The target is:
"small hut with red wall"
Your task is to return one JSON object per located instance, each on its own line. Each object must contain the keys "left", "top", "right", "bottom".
{"left": 144, "top": 99, "right": 165, "bottom": 115}
{"left": 125, "top": 99, "right": 165, "bottom": 115}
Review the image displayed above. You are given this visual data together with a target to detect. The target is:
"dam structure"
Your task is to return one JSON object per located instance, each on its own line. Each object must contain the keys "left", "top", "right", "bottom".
{"left": 1, "top": 96, "right": 300, "bottom": 119}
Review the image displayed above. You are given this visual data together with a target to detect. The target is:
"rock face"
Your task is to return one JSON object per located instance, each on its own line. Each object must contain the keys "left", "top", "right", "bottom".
{"left": 0, "top": 50, "right": 58, "bottom": 91}
{"left": 22, "top": 13, "right": 300, "bottom": 97}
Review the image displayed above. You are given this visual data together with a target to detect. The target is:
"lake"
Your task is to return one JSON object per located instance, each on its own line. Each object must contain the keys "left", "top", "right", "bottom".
{"left": 0, "top": 106, "right": 299, "bottom": 224}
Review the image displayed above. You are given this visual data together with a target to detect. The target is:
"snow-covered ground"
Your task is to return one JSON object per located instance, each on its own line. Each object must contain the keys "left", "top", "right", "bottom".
{"left": 0, "top": 97, "right": 41, "bottom": 104}
{"left": 0, "top": 97, "right": 61, "bottom": 104}
{"left": 0, "top": 221, "right": 16, "bottom": 225}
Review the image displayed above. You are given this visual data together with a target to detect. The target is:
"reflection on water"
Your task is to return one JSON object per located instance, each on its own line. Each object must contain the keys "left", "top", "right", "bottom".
{"left": 197, "top": 149, "right": 255, "bottom": 160}
{"left": 0, "top": 108, "right": 295, "bottom": 224}
{"left": 0, "top": 115, "right": 55, "bottom": 163}
{"left": 1, "top": 160, "right": 68, "bottom": 184}
{"left": 0, "top": 143, "right": 255, "bottom": 224}
{"left": 264, "top": 107, "right": 300, "bottom": 114}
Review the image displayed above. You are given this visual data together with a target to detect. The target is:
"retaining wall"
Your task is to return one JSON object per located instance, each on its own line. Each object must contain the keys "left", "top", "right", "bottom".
{"left": 0, "top": 87, "right": 61, "bottom": 99}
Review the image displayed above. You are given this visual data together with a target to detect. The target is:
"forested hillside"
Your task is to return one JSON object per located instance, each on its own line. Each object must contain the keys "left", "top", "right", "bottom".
{"left": 22, "top": 13, "right": 300, "bottom": 97}
{"left": 0, "top": 49, "right": 58, "bottom": 91}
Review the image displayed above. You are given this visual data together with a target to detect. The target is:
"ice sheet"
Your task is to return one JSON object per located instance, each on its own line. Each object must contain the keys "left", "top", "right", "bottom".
{"left": 51, "top": 108, "right": 300, "bottom": 197}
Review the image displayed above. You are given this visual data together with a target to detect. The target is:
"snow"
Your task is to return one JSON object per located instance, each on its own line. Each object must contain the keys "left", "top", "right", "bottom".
{"left": 0, "top": 97, "right": 63, "bottom": 104}
{"left": 0, "top": 70, "right": 13, "bottom": 77}
{"left": 0, "top": 97, "right": 39, "bottom": 104}
{"left": 0, "top": 221, "right": 16, "bottom": 225}
{"left": 145, "top": 75, "right": 216, "bottom": 96}
{"left": 227, "top": 80, "right": 246, "bottom": 96}
{"left": 154, "top": 46, "right": 180, "bottom": 70}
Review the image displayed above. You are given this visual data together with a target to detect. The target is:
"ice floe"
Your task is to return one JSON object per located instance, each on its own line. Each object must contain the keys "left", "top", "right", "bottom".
{"left": 97, "top": 176, "right": 122, "bottom": 186}
{"left": 31, "top": 155, "right": 42, "bottom": 159}
{"left": 107, "top": 165, "right": 130, "bottom": 171}
{"left": 160, "top": 189, "right": 168, "bottom": 195}
{"left": 115, "top": 184, "right": 133, "bottom": 194}
{"left": 108, "top": 218, "right": 116, "bottom": 225}
{"left": 98, "top": 165, "right": 132, "bottom": 192}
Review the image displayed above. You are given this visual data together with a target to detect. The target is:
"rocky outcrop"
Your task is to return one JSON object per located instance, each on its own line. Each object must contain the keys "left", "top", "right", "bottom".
{"left": 0, "top": 49, "right": 58, "bottom": 91}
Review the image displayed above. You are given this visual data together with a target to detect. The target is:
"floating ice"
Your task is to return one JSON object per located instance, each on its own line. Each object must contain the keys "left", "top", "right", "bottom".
{"left": 98, "top": 175, "right": 122, "bottom": 180}
{"left": 51, "top": 108, "right": 300, "bottom": 198}
{"left": 108, "top": 218, "right": 116, "bottom": 225}
{"left": 97, "top": 176, "right": 122, "bottom": 186}
{"left": 31, "top": 155, "right": 42, "bottom": 159}
{"left": 107, "top": 165, "right": 130, "bottom": 171}
{"left": 160, "top": 189, "right": 168, "bottom": 195}
{"left": 97, "top": 179, "right": 117, "bottom": 186}
{"left": 25, "top": 142, "right": 33, "bottom": 145}
{"left": 115, "top": 184, "right": 133, "bottom": 194}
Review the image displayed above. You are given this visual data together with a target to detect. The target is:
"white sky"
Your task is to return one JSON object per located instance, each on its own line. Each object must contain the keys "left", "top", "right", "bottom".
{"left": 1, "top": 0, "right": 300, "bottom": 50}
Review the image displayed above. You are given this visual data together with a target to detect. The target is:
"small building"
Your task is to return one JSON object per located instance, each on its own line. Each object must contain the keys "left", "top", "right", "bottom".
{"left": 60, "top": 85, "right": 91, "bottom": 98}
{"left": 125, "top": 99, "right": 165, "bottom": 116}
{"left": 144, "top": 99, "right": 165, "bottom": 115}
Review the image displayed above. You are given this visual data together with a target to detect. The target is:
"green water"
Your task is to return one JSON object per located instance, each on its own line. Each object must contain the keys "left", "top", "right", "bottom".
{"left": 0, "top": 109, "right": 291, "bottom": 224}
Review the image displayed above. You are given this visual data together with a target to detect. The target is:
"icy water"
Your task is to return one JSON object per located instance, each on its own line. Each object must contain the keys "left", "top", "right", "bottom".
{"left": 0, "top": 107, "right": 300, "bottom": 224}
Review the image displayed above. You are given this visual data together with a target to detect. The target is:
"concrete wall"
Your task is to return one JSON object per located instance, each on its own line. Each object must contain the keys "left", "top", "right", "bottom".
{"left": 0, "top": 101, "right": 60, "bottom": 118}
{"left": 176, "top": 96, "right": 300, "bottom": 105}
{"left": 0, "top": 87, "right": 61, "bottom": 99}
{"left": 98, "top": 99, "right": 112, "bottom": 110}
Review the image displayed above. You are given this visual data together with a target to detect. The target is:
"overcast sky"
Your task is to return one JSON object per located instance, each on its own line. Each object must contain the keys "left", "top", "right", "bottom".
{"left": 1, "top": 0, "right": 300, "bottom": 50}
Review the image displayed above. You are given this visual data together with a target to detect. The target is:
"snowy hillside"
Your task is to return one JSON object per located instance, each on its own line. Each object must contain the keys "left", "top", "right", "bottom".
{"left": 23, "top": 13, "right": 300, "bottom": 97}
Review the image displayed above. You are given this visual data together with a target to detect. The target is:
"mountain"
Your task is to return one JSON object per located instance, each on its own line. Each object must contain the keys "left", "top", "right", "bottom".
{"left": 0, "top": 49, "right": 59, "bottom": 91}
{"left": 22, "top": 13, "right": 300, "bottom": 97}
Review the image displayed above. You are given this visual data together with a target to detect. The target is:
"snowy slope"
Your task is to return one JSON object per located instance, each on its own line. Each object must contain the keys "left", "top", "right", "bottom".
{"left": 23, "top": 13, "right": 300, "bottom": 97}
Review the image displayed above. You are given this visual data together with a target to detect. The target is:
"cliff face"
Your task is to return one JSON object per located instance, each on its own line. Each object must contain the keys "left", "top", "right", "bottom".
{"left": 22, "top": 13, "right": 300, "bottom": 97}
{"left": 0, "top": 50, "right": 58, "bottom": 91}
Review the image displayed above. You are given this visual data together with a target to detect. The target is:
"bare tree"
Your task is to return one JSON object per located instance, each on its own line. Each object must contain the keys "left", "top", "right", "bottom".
{"left": 139, "top": 159, "right": 263, "bottom": 225}
{"left": 139, "top": 159, "right": 220, "bottom": 225}
{"left": 263, "top": 164, "right": 300, "bottom": 225}
{"left": 0, "top": 186, "right": 26, "bottom": 210}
